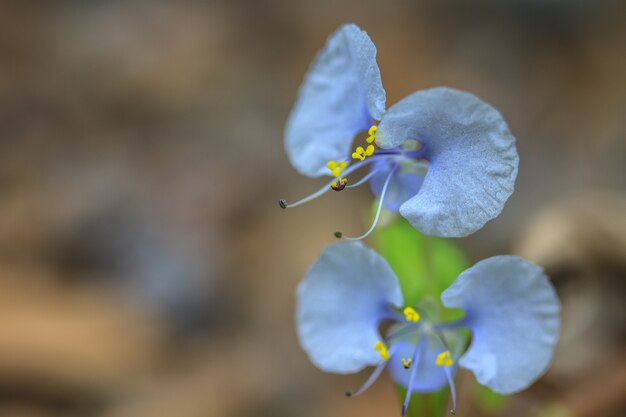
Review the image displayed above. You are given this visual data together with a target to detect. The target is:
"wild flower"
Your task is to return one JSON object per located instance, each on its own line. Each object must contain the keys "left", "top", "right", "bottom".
{"left": 280, "top": 24, "right": 518, "bottom": 239}
{"left": 296, "top": 242, "right": 560, "bottom": 415}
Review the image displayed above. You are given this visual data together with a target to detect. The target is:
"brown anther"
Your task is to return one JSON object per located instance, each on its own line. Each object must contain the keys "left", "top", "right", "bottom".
{"left": 330, "top": 178, "right": 348, "bottom": 191}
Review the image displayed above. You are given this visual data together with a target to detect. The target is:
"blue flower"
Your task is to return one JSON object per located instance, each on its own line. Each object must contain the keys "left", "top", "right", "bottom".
{"left": 280, "top": 24, "right": 518, "bottom": 238}
{"left": 296, "top": 242, "right": 560, "bottom": 415}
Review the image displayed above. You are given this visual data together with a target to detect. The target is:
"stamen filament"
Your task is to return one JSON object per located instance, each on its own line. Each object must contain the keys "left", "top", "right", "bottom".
{"left": 278, "top": 158, "right": 376, "bottom": 209}
{"left": 337, "top": 165, "right": 398, "bottom": 240}
{"left": 386, "top": 325, "right": 421, "bottom": 345}
{"left": 443, "top": 366, "right": 458, "bottom": 415}
{"left": 372, "top": 150, "right": 402, "bottom": 156}
{"left": 433, "top": 328, "right": 452, "bottom": 352}
{"left": 345, "top": 360, "right": 387, "bottom": 398}
{"left": 433, "top": 333, "right": 458, "bottom": 415}
{"left": 278, "top": 181, "right": 334, "bottom": 209}
{"left": 435, "top": 316, "right": 471, "bottom": 331}
{"left": 372, "top": 149, "right": 424, "bottom": 159}
{"left": 345, "top": 343, "right": 397, "bottom": 398}
{"left": 347, "top": 169, "right": 379, "bottom": 188}
{"left": 401, "top": 339, "right": 424, "bottom": 416}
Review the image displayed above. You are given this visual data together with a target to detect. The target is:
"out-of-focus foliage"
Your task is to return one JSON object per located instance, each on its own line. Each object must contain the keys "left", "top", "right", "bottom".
{"left": 374, "top": 214, "right": 469, "bottom": 313}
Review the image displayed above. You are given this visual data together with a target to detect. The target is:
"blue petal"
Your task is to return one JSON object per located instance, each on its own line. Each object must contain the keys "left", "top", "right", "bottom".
{"left": 296, "top": 242, "right": 403, "bottom": 374}
{"left": 387, "top": 337, "right": 449, "bottom": 392}
{"left": 369, "top": 158, "right": 424, "bottom": 212}
{"left": 285, "top": 24, "right": 386, "bottom": 177}
{"left": 376, "top": 87, "right": 518, "bottom": 237}
{"left": 440, "top": 256, "right": 560, "bottom": 394}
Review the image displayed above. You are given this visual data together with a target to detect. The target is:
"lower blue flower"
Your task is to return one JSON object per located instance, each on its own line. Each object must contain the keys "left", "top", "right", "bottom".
{"left": 296, "top": 242, "right": 560, "bottom": 415}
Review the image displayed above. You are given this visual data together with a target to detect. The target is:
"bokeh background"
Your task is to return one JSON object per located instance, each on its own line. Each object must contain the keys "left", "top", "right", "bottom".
{"left": 0, "top": 1, "right": 625, "bottom": 416}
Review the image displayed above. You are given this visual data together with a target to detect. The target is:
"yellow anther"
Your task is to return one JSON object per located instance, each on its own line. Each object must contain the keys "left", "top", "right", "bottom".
{"left": 436, "top": 351, "right": 453, "bottom": 368}
{"left": 351, "top": 127, "right": 378, "bottom": 161}
{"left": 401, "top": 358, "right": 413, "bottom": 369}
{"left": 327, "top": 160, "right": 348, "bottom": 177}
{"left": 374, "top": 341, "right": 390, "bottom": 361}
{"left": 403, "top": 307, "right": 420, "bottom": 323}
{"left": 352, "top": 146, "right": 366, "bottom": 161}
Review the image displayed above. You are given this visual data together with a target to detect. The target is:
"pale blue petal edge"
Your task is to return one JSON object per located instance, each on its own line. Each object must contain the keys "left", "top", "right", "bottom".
{"left": 441, "top": 256, "right": 560, "bottom": 394}
{"left": 296, "top": 242, "right": 403, "bottom": 374}
{"left": 376, "top": 87, "right": 518, "bottom": 237}
{"left": 285, "top": 24, "right": 386, "bottom": 177}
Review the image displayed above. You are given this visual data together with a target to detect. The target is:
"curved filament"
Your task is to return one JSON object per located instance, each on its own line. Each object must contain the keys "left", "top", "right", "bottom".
{"left": 279, "top": 158, "right": 377, "bottom": 209}
{"left": 347, "top": 168, "right": 379, "bottom": 188}
{"left": 401, "top": 339, "right": 424, "bottom": 416}
{"left": 340, "top": 165, "right": 398, "bottom": 241}
{"left": 345, "top": 360, "right": 387, "bottom": 398}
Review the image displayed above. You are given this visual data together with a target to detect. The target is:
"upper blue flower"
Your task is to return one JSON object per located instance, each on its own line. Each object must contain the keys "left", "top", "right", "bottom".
{"left": 281, "top": 24, "right": 518, "bottom": 238}
{"left": 296, "top": 242, "right": 560, "bottom": 415}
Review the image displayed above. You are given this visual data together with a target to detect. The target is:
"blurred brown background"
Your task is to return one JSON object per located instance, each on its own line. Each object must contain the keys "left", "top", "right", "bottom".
{"left": 0, "top": 1, "right": 625, "bottom": 416}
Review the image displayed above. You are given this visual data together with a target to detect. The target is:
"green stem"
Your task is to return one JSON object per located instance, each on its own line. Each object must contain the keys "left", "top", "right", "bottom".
{"left": 397, "top": 387, "right": 449, "bottom": 417}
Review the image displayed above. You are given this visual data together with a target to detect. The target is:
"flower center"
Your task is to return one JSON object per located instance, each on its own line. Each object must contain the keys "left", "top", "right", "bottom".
{"left": 347, "top": 306, "right": 459, "bottom": 416}
{"left": 278, "top": 124, "right": 429, "bottom": 240}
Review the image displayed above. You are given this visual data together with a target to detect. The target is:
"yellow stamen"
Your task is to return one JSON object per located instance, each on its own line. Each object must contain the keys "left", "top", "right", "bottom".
{"left": 403, "top": 307, "right": 420, "bottom": 323}
{"left": 350, "top": 125, "right": 378, "bottom": 161}
{"left": 327, "top": 160, "right": 348, "bottom": 178}
{"left": 436, "top": 351, "right": 453, "bottom": 368}
{"left": 374, "top": 341, "right": 390, "bottom": 361}
{"left": 401, "top": 358, "right": 413, "bottom": 369}
{"left": 352, "top": 146, "right": 366, "bottom": 161}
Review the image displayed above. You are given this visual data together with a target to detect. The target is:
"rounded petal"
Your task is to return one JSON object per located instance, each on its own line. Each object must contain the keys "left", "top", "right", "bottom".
{"left": 285, "top": 24, "right": 386, "bottom": 177}
{"left": 441, "top": 256, "right": 560, "bottom": 394}
{"left": 387, "top": 338, "right": 449, "bottom": 392}
{"left": 296, "top": 242, "right": 403, "bottom": 374}
{"left": 369, "top": 158, "right": 424, "bottom": 212}
{"left": 376, "top": 87, "right": 518, "bottom": 237}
